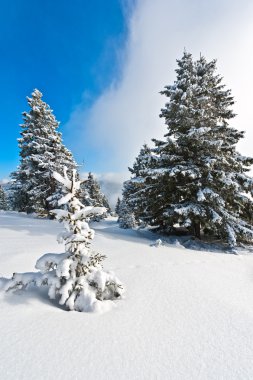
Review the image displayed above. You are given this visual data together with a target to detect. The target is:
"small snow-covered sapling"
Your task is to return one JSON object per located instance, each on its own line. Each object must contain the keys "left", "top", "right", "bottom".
{"left": 5, "top": 168, "right": 124, "bottom": 312}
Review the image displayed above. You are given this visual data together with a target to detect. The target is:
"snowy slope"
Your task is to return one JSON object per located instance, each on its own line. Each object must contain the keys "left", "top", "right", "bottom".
{"left": 1, "top": 211, "right": 253, "bottom": 380}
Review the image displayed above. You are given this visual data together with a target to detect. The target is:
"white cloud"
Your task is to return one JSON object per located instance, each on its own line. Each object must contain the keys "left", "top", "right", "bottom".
{"left": 97, "top": 172, "right": 128, "bottom": 208}
{"left": 0, "top": 178, "right": 10, "bottom": 185}
{"left": 67, "top": 0, "right": 253, "bottom": 172}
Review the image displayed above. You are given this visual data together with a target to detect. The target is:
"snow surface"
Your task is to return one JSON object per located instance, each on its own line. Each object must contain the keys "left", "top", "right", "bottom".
{"left": 1, "top": 211, "right": 253, "bottom": 379}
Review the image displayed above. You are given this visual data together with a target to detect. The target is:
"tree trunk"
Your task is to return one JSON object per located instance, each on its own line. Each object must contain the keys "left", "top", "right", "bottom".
{"left": 193, "top": 221, "right": 201, "bottom": 239}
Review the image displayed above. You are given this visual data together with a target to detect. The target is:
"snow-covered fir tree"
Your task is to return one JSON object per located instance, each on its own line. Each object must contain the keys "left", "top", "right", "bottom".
{"left": 118, "top": 197, "right": 136, "bottom": 229}
{"left": 5, "top": 167, "right": 124, "bottom": 312}
{"left": 0, "top": 185, "right": 8, "bottom": 210}
{"left": 10, "top": 89, "right": 77, "bottom": 215}
{"left": 136, "top": 51, "right": 253, "bottom": 246}
{"left": 80, "top": 172, "right": 111, "bottom": 219}
{"left": 115, "top": 197, "right": 121, "bottom": 215}
{"left": 122, "top": 144, "right": 155, "bottom": 226}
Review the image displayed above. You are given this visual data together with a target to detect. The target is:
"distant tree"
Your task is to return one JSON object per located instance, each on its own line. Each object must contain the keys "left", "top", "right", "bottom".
{"left": 10, "top": 89, "right": 77, "bottom": 215}
{"left": 80, "top": 172, "right": 111, "bottom": 219}
{"left": 123, "top": 144, "right": 155, "bottom": 226}
{"left": 0, "top": 185, "right": 8, "bottom": 210}
{"left": 139, "top": 51, "right": 253, "bottom": 246}
{"left": 101, "top": 194, "right": 111, "bottom": 214}
{"left": 118, "top": 197, "right": 136, "bottom": 229}
{"left": 5, "top": 167, "right": 124, "bottom": 312}
{"left": 115, "top": 197, "right": 121, "bottom": 215}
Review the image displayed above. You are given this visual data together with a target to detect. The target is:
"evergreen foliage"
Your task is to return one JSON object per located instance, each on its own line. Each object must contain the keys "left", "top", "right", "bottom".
{"left": 5, "top": 168, "right": 124, "bottom": 312}
{"left": 124, "top": 52, "right": 253, "bottom": 246}
{"left": 118, "top": 197, "right": 136, "bottom": 229}
{"left": 122, "top": 144, "right": 155, "bottom": 226}
{"left": 115, "top": 197, "right": 121, "bottom": 215}
{"left": 80, "top": 172, "right": 111, "bottom": 219}
{"left": 0, "top": 185, "right": 8, "bottom": 210}
{"left": 10, "top": 89, "right": 77, "bottom": 215}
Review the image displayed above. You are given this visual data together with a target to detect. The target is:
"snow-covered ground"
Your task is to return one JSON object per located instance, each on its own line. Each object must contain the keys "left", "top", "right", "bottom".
{"left": 1, "top": 211, "right": 253, "bottom": 379}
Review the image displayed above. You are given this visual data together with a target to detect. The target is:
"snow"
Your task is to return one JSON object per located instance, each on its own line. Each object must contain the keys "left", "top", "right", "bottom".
{"left": 35, "top": 252, "right": 68, "bottom": 272}
{"left": 1, "top": 211, "right": 253, "bottom": 379}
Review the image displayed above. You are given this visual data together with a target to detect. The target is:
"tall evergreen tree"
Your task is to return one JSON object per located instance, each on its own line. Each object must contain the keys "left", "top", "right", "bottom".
{"left": 0, "top": 185, "right": 8, "bottom": 210}
{"left": 10, "top": 89, "right": 77, "bottom": 215}
{"left": 140, "top": 52, "right": 253, "bottom": 246}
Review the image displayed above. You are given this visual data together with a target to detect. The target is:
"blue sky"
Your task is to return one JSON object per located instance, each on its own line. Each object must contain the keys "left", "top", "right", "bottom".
{"left": 1, "top": 0, "right": 253, "bottom": 185}
{"left": 0, "top": 0, "right": 129, "bottom": 178}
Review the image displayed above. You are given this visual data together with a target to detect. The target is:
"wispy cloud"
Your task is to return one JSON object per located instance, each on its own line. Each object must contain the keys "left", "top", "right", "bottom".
{"left": 0, "top": 178, "right": 10, "bottom": 185}
{"left": 67, "top": 0, "right": 253, "bottom": 172}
